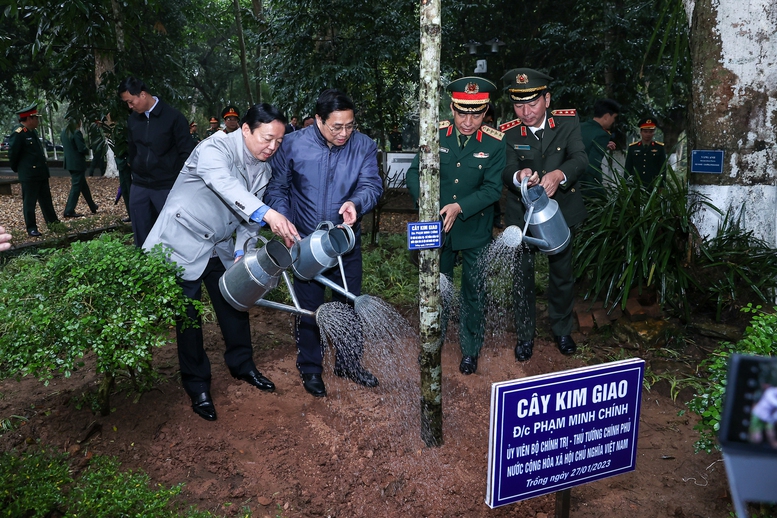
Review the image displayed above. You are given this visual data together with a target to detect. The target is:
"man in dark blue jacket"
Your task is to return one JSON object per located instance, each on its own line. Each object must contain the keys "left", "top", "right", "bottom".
{"left": 266, "top": 89, "right": 383, "bottom": 398}
{"left": 119, "top": 76, "right": 195, "bottom": 245}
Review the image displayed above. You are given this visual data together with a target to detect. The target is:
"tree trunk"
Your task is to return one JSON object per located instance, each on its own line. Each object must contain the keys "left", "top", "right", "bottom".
{"left": 685, "top": 0, "right": 777, "bottom": 247}
{"left": 418, "top": 0, "right": 443, "bottom": 447}
{"left": 98, "top": 372, "right": 115, "bottom": 417}
{"left": 251, "top": 0, "right": 263, "bottom": 103}
{"left": 233, "top": 0, "right": 255, "bottom": 105}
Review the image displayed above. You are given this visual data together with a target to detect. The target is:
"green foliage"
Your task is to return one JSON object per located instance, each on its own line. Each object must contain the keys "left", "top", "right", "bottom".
{"left": 574, "top": 167, "right": 713, "bottom": 319}
{"left": 362, "top": 234, "right": 419, "bottom": 306}
{"left": 695, "top": 210, "right": 777, "bottom": 321}
{"left": 0, "top": 233, "right": 195, "bottom": 392}
{"left": 0, "top": 448, "right": 215, "bottom": 517}
{"left": 575, "top": 166, "right": 777, "bottom": 322}
{"left": 263, "top": 0, "right": 419, "bottom": 144}
{"left": 0, "top": 448, "right": 70, "bottom": 517}
{"left": 688, "top": 305, "right": 777, "bottom": 453}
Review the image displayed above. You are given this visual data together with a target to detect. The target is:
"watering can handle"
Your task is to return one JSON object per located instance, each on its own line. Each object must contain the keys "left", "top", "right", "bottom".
{"left": 520, "top": 176, "right": 531, "bottom": 207}
{"left": 241, "top": 234, "right": 269, "bottom": 254}
{"left": 316, "top": 221, "right": 335, "bottom": 231}
{"left": 337, "top": 223, "right": 356, "bottom": 254}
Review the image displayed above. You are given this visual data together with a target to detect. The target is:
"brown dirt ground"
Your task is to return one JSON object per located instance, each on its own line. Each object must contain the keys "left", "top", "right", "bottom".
{"left": 0, "top": 182, "right": 736, "bottom": 517}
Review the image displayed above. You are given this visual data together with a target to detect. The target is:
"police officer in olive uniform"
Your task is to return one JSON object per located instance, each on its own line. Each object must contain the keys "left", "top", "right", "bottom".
{"left": 499, "top": 68, "right": 588, "bottom": 361}
{"left": 624, "top": 117, "right": 666, "bottom": 186}
{"left": 406, "top": 77, "right": 505, "bottom": 375}
{"left": 205, "top": 117, "right": 221, "bottom": 137}
{"left": 8, "top": 104, "right": 61, "bottom": 237}
{"left": 221, "top": 106, "right": 240, "bottom": 134}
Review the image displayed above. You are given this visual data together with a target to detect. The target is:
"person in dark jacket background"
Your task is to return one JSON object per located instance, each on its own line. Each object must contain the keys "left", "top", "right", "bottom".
{"left": 266, "top": 89, "right": 383, "bottom": 398}
{"left": 61, "top": 118, "right": 99, "bottom": 218}
{"left": 118, "top": 76, "right": 195, "bottom": 245}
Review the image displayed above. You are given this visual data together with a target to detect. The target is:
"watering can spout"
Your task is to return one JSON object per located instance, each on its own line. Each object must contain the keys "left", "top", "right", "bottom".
{"left": 500, "top": 225, "right": 551, "bottom": 250}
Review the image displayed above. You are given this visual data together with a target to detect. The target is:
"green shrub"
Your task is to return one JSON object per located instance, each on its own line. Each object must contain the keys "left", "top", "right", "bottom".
{"left": 574, "top": 167, "right": 711, "bottom": 319}
{"left": 687, "top": 304, "right": 777, "bottom": 453}
{"left": 575, "top": 168, "right": 777, "bottom": 322}
{"left": 362, "top": 233, "right": 419, "bottom": 305}
{"left": 694, "top": 210, "right": 777, "bottom": 321}
{"left": 0, "top": 448, "right": 70, "bottom": 517}
{"left": 0, "top": 449, "right": 215, "bottom": 517}
{"left": 0, "top": 233, "right": 196, "bottom": 415}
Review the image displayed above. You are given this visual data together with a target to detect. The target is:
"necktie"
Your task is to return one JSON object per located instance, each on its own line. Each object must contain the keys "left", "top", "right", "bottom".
{"left": 535, "top": 129, "right": 544, "bottom": 142}
{"left": 459, "top": 134, "right": 467, "bottom": 149}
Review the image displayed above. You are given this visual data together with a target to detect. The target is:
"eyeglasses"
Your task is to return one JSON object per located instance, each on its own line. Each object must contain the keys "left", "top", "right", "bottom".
{"left": 322, "top": 121, "right": 358, "bottom": 135}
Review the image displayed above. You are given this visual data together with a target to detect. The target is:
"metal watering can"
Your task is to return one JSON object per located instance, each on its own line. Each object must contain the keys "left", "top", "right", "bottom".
{"left": 291, "top": 221, "right": 356, "bottom": 281}
{"left": 219, "top": 235, "right": 293, "bottom": 311}
{"left": 503, "top": 177, "right": 570, "bottom": 255}
{"left": 254, "top": 221, "right": 360, "bottom": 319}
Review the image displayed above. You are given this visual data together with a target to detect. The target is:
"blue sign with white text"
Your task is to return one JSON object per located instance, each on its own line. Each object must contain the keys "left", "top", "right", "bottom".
{"left": 407, "top": 221, "right": 443, "bottom": 250}
{"left": 691, "top": 150, "right": 725, "bottom": 174}
{"left": 486, "top": 359, "right": 644, "bottom": 508}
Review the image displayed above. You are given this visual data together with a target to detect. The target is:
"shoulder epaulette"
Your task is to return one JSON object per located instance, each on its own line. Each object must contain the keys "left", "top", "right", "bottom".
{"left": 499, "top": 119, "right": 522, "bottom": 132}
{"left": 629, "top": 141, "right": 640, "bottom": 147}
{"left": 551, "top": 109, "right": 577, "bottom": 117}
{"left": 14, "top": 126, "right": 24, "bottom": 133}
{"left": 439, "top": 120, "right": 451, "bottom": 129}
{"left": 654, "top": 141, "right": 665, "bottom": 146}
{"left": 480, "top": 125, "right": 504, "bottom": 141}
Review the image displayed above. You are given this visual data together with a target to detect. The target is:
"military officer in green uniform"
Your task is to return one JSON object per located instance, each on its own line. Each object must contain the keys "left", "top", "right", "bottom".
{"left": 8, "top": 104, "right": 61, "bottom": 237}
{"left": 624, "top": 117, "right": 666, "bottom": 186}
{"left": 406, "top": 77, "right": 505, "bottom": 375}
{"left": 61, "top": 118, "right": 99, "bottom": 217}
{"left": 205, "top": 116, "right": 221, "bottom": 137}
{"left": 499, "top": 68, "right": 588, "bottom": 361}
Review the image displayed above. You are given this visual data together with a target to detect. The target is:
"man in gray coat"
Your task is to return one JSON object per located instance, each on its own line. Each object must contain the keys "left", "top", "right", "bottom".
{"left": 144, "top": 103, "right": 298, "bottom": 421}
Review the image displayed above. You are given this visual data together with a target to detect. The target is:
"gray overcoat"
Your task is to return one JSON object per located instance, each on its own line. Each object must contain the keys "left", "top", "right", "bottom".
{"left": 143, "top": 130, "right": 270, "bottom": 281}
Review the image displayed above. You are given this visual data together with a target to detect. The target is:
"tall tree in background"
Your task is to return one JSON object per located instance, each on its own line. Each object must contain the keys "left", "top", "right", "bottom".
{"left": 684, "top": 0, "right": 777, "bottom": 247}
{"left": 262, "top": 0, "right": 419, "bottom": 146}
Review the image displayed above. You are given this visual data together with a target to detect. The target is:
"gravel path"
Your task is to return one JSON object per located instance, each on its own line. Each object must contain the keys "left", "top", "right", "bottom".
{"left": 1, "top": 176, "right": 128, "bottom": 248}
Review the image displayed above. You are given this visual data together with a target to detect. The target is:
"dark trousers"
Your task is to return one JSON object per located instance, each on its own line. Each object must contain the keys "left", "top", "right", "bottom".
{"left": 118, "top": 167, "right": 131, "bottom": 214}
{"left": 513, "top": 231, "right": 576, "bottom": 340}
{"left": 176, "top": 258, "right": 257, "bottom": 397}
{"left": 64, "top": 170, "right": 98, "bottom": 215}
{"left": 129, "top": 184, "right": 170, "bottom": 246}
{"left": 20, "top": 179, "right": 58, "bottom": 233}
{"left": 87, "top": 152, "right": 105, "bottom": 176}
{"left": 293, "top": 244, "right": 363, "bottom": 375}
{"left": 441, "top": 241, "right": 488, "bottom": 357}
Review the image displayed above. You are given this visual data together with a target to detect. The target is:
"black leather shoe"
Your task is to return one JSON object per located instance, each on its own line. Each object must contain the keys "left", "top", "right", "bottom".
{"left": 28, "top": 229, "right": 41, "bottom": 237}
{"left": 237, "top": 370, "right": 275, "bottom": 392}
{"left": 459, "top": 355, "right": 478, "bottom": 375}
{"left": 90, "top": 205, "right": 99, "bottom": 214}
{"left": 63, "top": 212, "right": 85, "bottom": 218}
{"left": 190, "top": 392, "right": 217, "bottom": 421}
{"left": 515, "top": 340, "right": 534, "bottom": 361}
{"left": 334, "top": 365, "right": 379, "bottom": 388}
{"left": 302, "top": 373, "right": 327, "bottom": 397}
{"left": 555, "top": 335, "right": 577, "bottom": 355}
